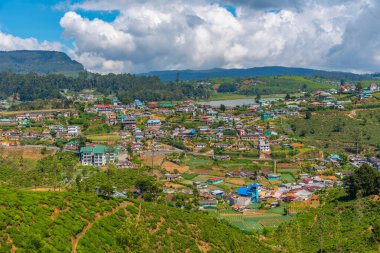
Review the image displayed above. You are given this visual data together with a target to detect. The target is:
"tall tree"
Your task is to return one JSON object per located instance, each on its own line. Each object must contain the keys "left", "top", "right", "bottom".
{"left": 343, "top": 163, "right": 380, "bottom": 198}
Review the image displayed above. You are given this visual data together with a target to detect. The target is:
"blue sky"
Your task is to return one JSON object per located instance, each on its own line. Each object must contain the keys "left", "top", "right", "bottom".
{"left": 0, "top": 0, "right": 379, "bottom": 74}
{"left": 0, "top": 0, "right": 64, "bottom": 43}
{"left": 0, "top": 0, "right": 118, "bottom": 48}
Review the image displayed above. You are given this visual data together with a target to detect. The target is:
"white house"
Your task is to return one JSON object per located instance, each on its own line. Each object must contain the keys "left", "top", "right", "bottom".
{"left": 67, "top": 126, "right": 80, "bottom": 136}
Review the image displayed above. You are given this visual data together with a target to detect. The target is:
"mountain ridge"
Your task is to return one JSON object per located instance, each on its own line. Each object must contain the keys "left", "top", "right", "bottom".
{"left": 0, "top": 50, "right": 84, "bottom": 74}
{"left": 140, "top": 66, "right": 377, "bottom": 82}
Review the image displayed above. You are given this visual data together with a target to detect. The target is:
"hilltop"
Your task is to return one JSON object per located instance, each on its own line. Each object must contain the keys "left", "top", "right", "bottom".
{"left": 0, "top": 50, "right": 84, "bottom": 74}
{"left": 140, "top": 66, "right": 375, "bottom": 82}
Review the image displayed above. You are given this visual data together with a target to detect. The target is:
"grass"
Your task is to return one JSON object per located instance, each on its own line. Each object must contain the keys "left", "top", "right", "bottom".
{"left": 281, "top": 173, "right": 296, "bottom": 183}
{"left": 180, "top": 173, "right": 198, "bottom": 180}
{"left": 219, "top": 211, "right": 292, "bottom": 230}
{"left": 186, "top": 156, "right": 213, "bottom": 169}
{"left": 87, "top": 134, "right": 121, "bottom": 141}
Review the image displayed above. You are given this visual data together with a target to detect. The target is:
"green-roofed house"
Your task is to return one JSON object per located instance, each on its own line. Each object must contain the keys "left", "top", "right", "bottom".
{"left": 80, "top": 145, "right": 122, "bottom": 166}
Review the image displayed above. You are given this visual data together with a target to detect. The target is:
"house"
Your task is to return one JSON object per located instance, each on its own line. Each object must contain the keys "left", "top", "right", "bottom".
{"left": 116, "top": 159, "right": 134, "bottom": 169}
{"left": 80, "top": 145, "right": 121, "bottom": 166}
{"left": 369, "top": 83, "right": 379, "bottom": 92}
{"left": 340, "top": 84, "right": 352, "bottom": 93}
{"left": 134, "top": 99, "right": 143, "bottom": 109}
{"left": 199, "top": 199, "right": 218, "bottom": 208}
{"left": 313, "top": 165, "right": 328, "bottom": 172}
{"left": 368, "top": 157, "right": 380, "bottom": 171}
{"left": 259, "top": 140, "right": 270, "bottom": 152}
{"left": 229, "top": 197, "right": 251, "bottom": 206}
{"left": 146, "top": 119, "right": 161, "bottom": 127}
{"left": 295, "top": 189, "right": 312, "bottom": 200}
{"left": 213, "top": 155, "right": 231, "bottom": 161}
{"left": 97, "top": 105, "right": 111, "bottom": 113}
{"left": 211, "top": 190, "right": 224, "bottom": 197}
{"left": 65, "top": 141, "right": 78, "bottom": 150}
{"left": 121, "top": 117, "right": 137, "bottom": 130}
{"left": 206, "top": 177, "right": 223, "bottom": 185}
{"left": 50, "top": 125, "right": 65, "bottom": 133}
{"left": 267, "top": 174, "right": 282, "bottom": 181}
{"left": 148, "top": 102, "right": 159, "bottom": 108}
{"left": 67, "top": 126, "right": 80, "bottom": 136}
{"left": 164, "top": 174, "right": 181, "bottom": 181}
{"left": 261, "top": 113, "right": 274, "bottom": 120}
{"left": 108, "top": 114, "right": 117, "bottom": 124}
{"left": 195, "top": 143, "right": 207, "bottom": 149}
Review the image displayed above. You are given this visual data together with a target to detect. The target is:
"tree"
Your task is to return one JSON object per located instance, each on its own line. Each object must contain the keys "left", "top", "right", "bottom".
{"left": 220, "top": 104, "right": 226, "bottom": 112}
{"left": 97, "top": 183, "right": 114, "bottom": 197}
{"left": 355, "top": 82, "right": 363, "bottom": 93}
{"left": 255, "top": 94, "right": 261, "bottom": 103}
{"left": 305, "top": 111, "right": 312, "bottom": 120}
{"left": 285, "top": 93, "right": 291, "bottom": 101}
{"left": 50, "top": 130, "right": 57, "bottom": 138}
{"left": 343, "top": 163, "right": 380, "bottom": 198}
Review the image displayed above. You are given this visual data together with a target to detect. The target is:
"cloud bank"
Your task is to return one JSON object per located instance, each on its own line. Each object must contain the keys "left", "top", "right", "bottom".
{"left": 0, "top": 32, "right": 62, "bottom": 51}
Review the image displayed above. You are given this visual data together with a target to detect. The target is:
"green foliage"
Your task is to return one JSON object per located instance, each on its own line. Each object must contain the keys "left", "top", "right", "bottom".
{"left": 269, "top": 191, "right": 380, "bottom": 252}
{"left": 217, "top": 83, "right": 238, "bottom": 93}
{"left": 343, "top": 163, "right": 380, "bottom": 198}
{"left": 0, "top": 72, "right": 210, "bottom": 101}
{"left": 287, "top": 109, "right": 380, "bottom": 153}
{"left": 116, "top": 208, "right": 149, "bottom": 253}
{"left": 0, "top": 188, "right": 270, "bottom": 252}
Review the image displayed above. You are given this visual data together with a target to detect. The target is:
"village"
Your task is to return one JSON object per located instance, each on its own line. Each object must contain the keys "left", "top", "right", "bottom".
{"left": 0, "top": 82, "right": 379, "bottom": 231}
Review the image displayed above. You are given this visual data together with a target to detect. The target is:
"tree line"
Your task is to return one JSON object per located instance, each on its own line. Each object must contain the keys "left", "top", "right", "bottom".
{"left": 0, "top": 72, "right": 211, "bottom": 101}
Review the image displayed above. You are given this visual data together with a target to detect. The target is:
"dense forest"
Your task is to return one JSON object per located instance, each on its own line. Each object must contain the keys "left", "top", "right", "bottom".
{"left": 0, "top": 72, "right": 211, "bottom": 101}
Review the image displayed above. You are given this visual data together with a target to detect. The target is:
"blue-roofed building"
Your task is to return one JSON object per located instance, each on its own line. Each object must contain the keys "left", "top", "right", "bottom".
{"left": 147, "top": 119, "right": 161, "bottom": 127}
{"left": 267, "top": 174, "right": 282, "bottom": 181}
{"left": 237, "top": 183, "right": 260, "bottom": 203}
{"left": 134, "top": 99, "right": 143, "bottom": 108}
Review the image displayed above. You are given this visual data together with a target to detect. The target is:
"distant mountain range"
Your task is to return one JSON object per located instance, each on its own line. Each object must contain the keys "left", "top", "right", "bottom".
{"left": 0, "top": 50, "right": 84, "bottom": 74}
{"left": 140, "top": 66, "right": 377, "bottom": 82}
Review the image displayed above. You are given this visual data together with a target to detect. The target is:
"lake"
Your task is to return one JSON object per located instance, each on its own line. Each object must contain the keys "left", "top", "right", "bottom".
{"left": 197, "top": 98, "right": 282, "bottom": 107}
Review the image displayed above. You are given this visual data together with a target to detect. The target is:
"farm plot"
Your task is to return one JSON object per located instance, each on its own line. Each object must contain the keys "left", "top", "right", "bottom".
{"left": 281, "top": 173, "right": 296, "bottom": 183}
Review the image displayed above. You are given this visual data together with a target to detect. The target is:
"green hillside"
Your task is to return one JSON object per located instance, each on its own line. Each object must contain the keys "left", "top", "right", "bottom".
{"left": 0, "top": 50, "right": 84, "bottom": 74}
{"left": 0, "top": 189, "right": 270, "bottom": 253}
{"left": 266, "top": 190, "right": 380, "bottom": 252}
{"left": 286, "top": 109, "right": 380, "bottom": 154}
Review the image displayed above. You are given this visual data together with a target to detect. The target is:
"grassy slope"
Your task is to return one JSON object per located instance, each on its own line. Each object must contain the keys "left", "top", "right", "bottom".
{"left": 0, "top": 189, "right": 270, "bottom": 253}
{"left": 266, "top": 192, "right": 380, "bottom": 252}
{"left": 287, "top": 109, "right": 380, "bottom": 153}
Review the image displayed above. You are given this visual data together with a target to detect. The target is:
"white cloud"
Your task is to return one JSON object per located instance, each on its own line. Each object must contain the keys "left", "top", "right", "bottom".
{"left": 58, "top": 0, "right": 379, "bottom": 73}
{"left": 0, "top": 32, "right": 62, "bottom": 51}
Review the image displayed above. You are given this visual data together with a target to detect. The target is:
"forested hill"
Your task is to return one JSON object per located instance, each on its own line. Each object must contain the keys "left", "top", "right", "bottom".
{"left": 0, "top": 50, "right": 84, "bottom": 74}
{"left": 0, "top": 72, "right": 210, "bottom": 101}
{"left": 140, "top": 66, "right": 374, "bottom": 82}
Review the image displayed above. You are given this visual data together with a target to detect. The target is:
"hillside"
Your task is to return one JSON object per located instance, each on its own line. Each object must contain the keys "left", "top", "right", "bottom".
{"left": 0, "top": 50, "right": 84, "bottom": 74}
{"left": 140, "top": 66, "right": 373, "bottom": 82}
{"left": 266, "top": 191, "right": 380, "bottom": 252}
{"left": 0, "top": 189, "right": 270, "bottom": 253}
